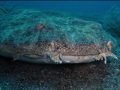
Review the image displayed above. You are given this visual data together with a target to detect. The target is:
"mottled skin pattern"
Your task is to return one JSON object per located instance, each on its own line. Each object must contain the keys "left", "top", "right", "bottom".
{"left": 46, "top": 41, "right": 117, "bottom": 64}
{"left": 0, "top": 41, "right": 118, "bottom": 64}
{"left": 0, "top": 42, "right": 102, "bottom": 56}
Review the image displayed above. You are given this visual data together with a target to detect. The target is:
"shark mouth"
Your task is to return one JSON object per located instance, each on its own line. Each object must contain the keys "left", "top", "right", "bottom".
{"left": 60, "top": 55, "right": 96, "bottom": 63}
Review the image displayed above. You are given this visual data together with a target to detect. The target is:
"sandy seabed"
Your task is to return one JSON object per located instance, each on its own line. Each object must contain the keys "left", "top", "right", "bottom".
{"left": 0, "top": 52, "right": 119, "bottom": 90}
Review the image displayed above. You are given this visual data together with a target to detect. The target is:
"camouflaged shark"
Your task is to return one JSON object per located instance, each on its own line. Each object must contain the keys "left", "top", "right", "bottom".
{"left": 0, "top": 41, "right": 118, "bottom": 64}
{"left": 0, "top": 9, "right": 118, "bottom": 64}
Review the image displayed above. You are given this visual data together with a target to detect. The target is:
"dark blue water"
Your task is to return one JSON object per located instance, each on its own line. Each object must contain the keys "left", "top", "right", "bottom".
{"left": 0, "top": 1, "right": 120, "bottom": 14}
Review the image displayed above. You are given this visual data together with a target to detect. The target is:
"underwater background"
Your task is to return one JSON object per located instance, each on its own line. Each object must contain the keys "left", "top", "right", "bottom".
{"left": 1, "top": 1, "right": 120, "bottom": 14}
{"left": 0, "top": 1, "right": 120, "bottom": 90}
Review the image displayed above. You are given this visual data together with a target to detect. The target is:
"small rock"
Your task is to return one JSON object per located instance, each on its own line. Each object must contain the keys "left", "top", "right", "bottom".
{"left": 90, "top": 65, "right": 96, "bottom": 68}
